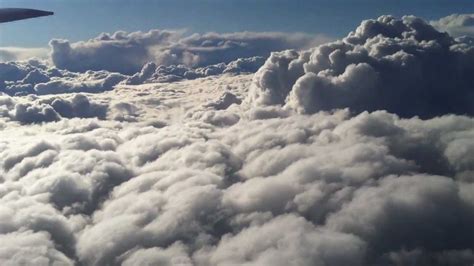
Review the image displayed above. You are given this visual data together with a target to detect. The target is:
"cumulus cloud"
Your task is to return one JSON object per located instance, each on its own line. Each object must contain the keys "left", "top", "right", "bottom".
{"left": 194, "top": 214, "right": 366, "bottom": 266}
{"left": 431, "top": 14, "right": 474, "bottom": 37}
{"left": 249, "top": 15, "right": 474, "bottom": 118}
{"left": 0, "top": 230, "right": 74, "bottom": 265}
{"left": 50, "top": 30, "right": 330, "bottom": 74}
{"left": 1, "top": 94, "right": 108, "bottom": 124}
{"left": 0, "top": 56, "right": 264, "bottom": 96}
{"left": 0, "top": 60, "right": 127, "bottom": 96}
{"left": 125, "top": 56, "right": 266, "bottom": 85}
{"left": 34, "top": 72, "right": 127, "bottom": 95}
{"left": 1, "top": 14, "right": 474, "bottom": 266}
{"left": 1, "top": 73, "right": 474, "bottom": 265}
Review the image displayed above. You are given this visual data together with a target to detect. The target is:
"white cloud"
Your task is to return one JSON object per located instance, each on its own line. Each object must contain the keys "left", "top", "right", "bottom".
{"left": 1, "top": 74, "right": 474, "bottom": 265}
{"left": 249, "top": 15, "right": 474, "bottom": 118}
{"left": 0, "top": 14, "right": 473, "bottom": 266}
{"left": 194, "top": 214, "right": 366, "bottom": 266}
{"left": 1, "top": 94, "right": 108, "bottom": 124}
{"left": 0, "top": 57, "right": 264, "bottom": 96}
{"left": 50, "top": 30, "right": 330, "bottom": 74}
{"left": 0, "top": 47, "right": 49, "bottom": 62}
{"left": 431, "top": 14, "right": 474, "bottom": 37}
{"left": 0, "top": 61, "right": 127, "bottom": 96}
{"left": 125, "top": 56, "right": 266, "bottom": 85}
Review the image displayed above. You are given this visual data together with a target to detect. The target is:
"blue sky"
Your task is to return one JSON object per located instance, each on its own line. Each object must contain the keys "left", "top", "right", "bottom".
{"left": 1, "top": 0, "right": 473, "bottom": 47}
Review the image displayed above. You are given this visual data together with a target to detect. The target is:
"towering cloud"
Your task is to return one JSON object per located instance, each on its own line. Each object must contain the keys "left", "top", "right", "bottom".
{"left": 250, "top": 15, "right": 474, "bottom": 118}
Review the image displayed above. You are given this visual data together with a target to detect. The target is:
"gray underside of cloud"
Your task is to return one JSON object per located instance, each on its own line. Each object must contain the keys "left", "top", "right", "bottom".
{"left": 0, "top": 14, "right": 474, "bottom": 266}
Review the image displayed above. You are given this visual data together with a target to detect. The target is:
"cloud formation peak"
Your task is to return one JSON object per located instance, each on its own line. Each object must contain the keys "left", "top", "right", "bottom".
{"left": 250, "top": 15, "right": 474, "bottom": 118}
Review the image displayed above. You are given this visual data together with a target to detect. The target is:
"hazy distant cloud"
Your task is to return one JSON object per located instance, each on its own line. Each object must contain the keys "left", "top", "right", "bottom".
{"left": 250, "top": 15, "right": 474, "bottom": 118}
{"left": 125, "top": 56, "right": 266, "bottom": 85}
{"left": 50, "top": 30, "right": 330, "bottom": 74}
{"left": 431, "top": 14, "right": 474, "bottom": 37}
{"left": 50, "top": 30, "right": 178, "bottom": 75}
{"left": 0, "top": 47, "right": 49, "bottom": 62}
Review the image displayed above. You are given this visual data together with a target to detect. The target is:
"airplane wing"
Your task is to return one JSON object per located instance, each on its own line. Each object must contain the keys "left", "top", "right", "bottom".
{"left": 0, "top": 8, "right": 54, "bottom": 23}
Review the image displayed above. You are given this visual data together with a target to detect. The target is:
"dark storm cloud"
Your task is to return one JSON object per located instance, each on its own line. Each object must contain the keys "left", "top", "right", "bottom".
{"left": 250, "top": 15, "right": 474, "bottom": 118}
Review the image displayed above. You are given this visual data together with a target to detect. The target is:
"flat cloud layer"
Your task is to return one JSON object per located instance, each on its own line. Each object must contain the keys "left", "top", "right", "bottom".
{"left": 1, "top": 15, "right": 474, "bottom": 266}
{"left": 0, "top": 47, "right": 49, "bottom": 62}
{"left": 0, "top": 57, "right": 264, "bottom": 96}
